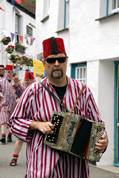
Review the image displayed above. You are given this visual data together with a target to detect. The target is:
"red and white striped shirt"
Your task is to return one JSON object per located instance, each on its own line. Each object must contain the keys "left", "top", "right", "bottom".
{"left": 0, "top": 77, "right": 16, "bottom": 124}
{"left": 10, "top": 77, "right": 102, "bottom": 178}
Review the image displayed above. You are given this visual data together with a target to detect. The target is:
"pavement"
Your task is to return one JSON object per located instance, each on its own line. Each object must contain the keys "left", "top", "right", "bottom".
{"left": 0, "top": 137, "right": 119, "bottom": 178}
{"left": 0, "top": 137, "right": 26, "bottom": 178}
{"left": 90, "top": 164, "right": 119, "bottom": 178}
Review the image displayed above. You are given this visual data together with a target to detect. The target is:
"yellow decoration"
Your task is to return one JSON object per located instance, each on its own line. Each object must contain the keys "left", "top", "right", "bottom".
{"left": 33, "top": 59, "right": 44, "bottom": 77}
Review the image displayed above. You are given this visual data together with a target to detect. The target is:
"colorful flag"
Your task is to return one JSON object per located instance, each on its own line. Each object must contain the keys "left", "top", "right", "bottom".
{"left": 19, "top": 35, "right": 23, "bottom": 44}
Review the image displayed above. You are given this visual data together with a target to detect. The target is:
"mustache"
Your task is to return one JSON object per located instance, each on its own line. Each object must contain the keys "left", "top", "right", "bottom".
{"left": 52, "top": 68, "right": 62, "bottom": 72}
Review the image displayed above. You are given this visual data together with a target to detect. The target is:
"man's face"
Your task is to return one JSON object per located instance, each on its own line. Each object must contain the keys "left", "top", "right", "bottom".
{"left": 43, "top": 54, "right": 67, "bottom": 82}
{"left": 0, "top": 68, "right": 5, "bottom": 77}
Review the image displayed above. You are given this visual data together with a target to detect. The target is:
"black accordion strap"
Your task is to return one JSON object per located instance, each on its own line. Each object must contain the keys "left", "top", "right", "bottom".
{"left": 71, "top": 83, "right": 86, "bottom": 113}
{"left": 41, "top": 82, "right": 85, "bottom": 113}
{"left": 41, "top": 82, "right": 68, "bottom": 112}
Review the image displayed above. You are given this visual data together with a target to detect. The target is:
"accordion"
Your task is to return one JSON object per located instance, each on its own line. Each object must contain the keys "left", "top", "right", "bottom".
{"left": 44, "top": 112, "right": 105, "bottom": 162}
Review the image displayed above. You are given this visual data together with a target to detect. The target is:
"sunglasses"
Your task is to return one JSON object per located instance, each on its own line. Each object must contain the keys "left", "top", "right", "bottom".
{"left": 46, "top": 57, "right": 67, "bottom": 64}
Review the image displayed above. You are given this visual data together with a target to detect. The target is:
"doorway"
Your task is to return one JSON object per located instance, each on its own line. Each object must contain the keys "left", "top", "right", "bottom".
{"left": 114, "top": 62, "right": 119, "bottom": 166}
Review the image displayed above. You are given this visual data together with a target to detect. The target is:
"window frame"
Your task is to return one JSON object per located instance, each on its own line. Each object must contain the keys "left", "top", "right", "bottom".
{"left": 64, "top": 0, "right": 69, "bottom": 29}
{"left": 99, "top": 0, "right": 119, "bottom": 19}
{"left": 15, "top": 13, "right": 22, "bottom": 34}
{"left": 75, "top": 65, "right": 87, "bottom": 84}
{"left": 111, "top": 0, "right": 119, "bottom": 13}
{"left": 42, "top": 0, "right": 50, "bottom": 21}
{"left": 71, "top": 62, "right": 87, "bottom": 84}
{"left": 26, "top": 25, "right": 33, "bottom": 36}
{"left": 57, "top": 0, "right": 69, "bottom": 32}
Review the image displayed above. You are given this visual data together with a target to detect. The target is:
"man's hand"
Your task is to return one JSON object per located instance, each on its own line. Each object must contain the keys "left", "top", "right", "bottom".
{"left": 29, "top": 121, "right": 54, "bottom": 134}
{"left": 95, "top": 131, "right": 108, "bottom": 153}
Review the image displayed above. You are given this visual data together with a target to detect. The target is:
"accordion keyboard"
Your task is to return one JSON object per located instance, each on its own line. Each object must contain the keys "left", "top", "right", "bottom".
{"left": 45, "top": 114, "right": 63, "bottom": 143}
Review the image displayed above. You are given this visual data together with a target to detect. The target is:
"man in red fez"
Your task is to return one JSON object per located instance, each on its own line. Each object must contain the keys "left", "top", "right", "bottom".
{"left": 23, "top": 70, "right": 35, "bottom": 88}
{"left": 5, "top": 65, "right": 14, "bottom": 83}
{"left": 10, "top": 37, "right": 108, "bottom": 178}
{"left": 0, "top": 65, "right": 5, "bottom": 78}
{"left": 0, "top": 64, "right": 16, "bottom": 144}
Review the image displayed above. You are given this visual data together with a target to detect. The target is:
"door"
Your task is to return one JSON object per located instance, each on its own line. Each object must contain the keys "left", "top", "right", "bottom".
{"left": 114, "top": 62, "right": 119, "bottom": 166}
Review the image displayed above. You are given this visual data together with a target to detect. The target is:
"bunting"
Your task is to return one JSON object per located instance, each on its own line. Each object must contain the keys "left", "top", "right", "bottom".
{"left": 0, "top": 30, "right": 35, "bottom": 46}
{"left": 10, "top": 32, "right": 35, "bottom": 45}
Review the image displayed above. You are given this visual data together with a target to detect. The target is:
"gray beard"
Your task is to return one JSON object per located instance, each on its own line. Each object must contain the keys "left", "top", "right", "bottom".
{"left": 51, "top": 70, "right": 63, "bottom": 79}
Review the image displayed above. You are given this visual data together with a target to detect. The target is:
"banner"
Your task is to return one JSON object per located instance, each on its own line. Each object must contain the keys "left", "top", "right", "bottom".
{"left": 0, "top": 30, "right": 35, "bottom": 45}
{"left": 33, "top": 59, "right": 44, "bottom": 77}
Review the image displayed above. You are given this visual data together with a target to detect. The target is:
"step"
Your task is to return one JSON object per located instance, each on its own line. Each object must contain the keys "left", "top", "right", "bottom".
{"left": 89, "top": 164, "right": 119, "bottom": 178}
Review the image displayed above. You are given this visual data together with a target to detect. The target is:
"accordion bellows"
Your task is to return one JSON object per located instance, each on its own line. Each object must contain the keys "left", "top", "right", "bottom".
{"left": 44, "top": 112, "right": 105, "bottom": 162}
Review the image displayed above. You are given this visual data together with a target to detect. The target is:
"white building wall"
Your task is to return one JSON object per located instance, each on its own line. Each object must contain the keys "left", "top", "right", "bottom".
{"left": 87, "top": 61, "right": 99, "bottom": 103}
{"left": 70, "top": 0, "right": 119, "bottom": 62}
{"left": 86, "top": 60, "right": 114, "bottom": 165}
{"left": 98, "top": 60, "right": 114, "bottom": 165}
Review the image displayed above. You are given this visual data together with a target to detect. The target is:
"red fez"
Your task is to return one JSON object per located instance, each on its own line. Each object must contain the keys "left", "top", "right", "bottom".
{"left": 5, "top": 64, "right": 13, "bottom": 71}
{"left": 24, "top": 70, "right": 30, "bottom": 81}
{"left": 24, "top": 70, "right": 34, "bottom": 81}
{"left": 29, "top": 72, "right": 35, "bottom": 80}
{"left": 42, "top": 37, "right": 66, "bottom": 59}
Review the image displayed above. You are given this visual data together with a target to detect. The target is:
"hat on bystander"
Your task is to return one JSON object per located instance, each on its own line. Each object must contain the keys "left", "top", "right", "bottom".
{"left": 24, "top": 70, "right": 35, "bottom": 81}
{"left": 5, "top": 64, "right": 13, "bottom": 71}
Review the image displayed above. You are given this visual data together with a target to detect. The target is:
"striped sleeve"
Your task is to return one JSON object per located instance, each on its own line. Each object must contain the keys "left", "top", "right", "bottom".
{"left": 9, "top": 86, "right": 34, "bottom": 142}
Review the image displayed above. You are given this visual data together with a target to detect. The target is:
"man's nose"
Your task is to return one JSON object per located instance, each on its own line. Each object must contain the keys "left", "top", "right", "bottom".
{"left": 54, "top": 60, "right": 59, "bottom": 65}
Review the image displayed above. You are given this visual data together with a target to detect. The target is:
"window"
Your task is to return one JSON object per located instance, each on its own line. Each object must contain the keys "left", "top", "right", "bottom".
{"left": 75, "top": 66, "right": 87, "bottom": 83}
{"left": 42, "top": 0, "right": 50, "bottom": 18}
{"left": 112, "top": 0, "right": 119, "bottom": 13}
{"left": 71, "top": 63, "right": 87, "bottom": 84}
{"left": 100, "top": 0, "right": 119, "bottom": 18}
{"left": 57, "top": 0, "right": 69, "bottom": 31}
{"left": 64, "top": 0, "right": 69, "bottom": 28}
{"left": 26, "top": 25, "right": 33, "bottom": 36}
{"left": 15, "top": 13, "right": 22, "bottom": 34}
{"left": 112, "top": 0, "right": 119, "bottom": 9}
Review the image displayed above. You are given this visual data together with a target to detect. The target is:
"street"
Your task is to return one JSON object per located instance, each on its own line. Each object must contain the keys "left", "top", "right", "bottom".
{"left": 0, "top": 137, "right": 26, "bottom": 178}
{"left": 0, "top": 137, "right": 119, "bottom": 178}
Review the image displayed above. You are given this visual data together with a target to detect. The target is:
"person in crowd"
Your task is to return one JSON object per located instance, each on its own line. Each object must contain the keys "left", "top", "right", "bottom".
{"left": 5, "top": 64, "right": 14, "bottom": 83}
{"left": 22, "top": 69, "right": 35, "bottom": 88}
{"left": 5, "top": 64, "right": 15, "bottom": 141}
{"left": 9, "top": 37, "right": 108, "bottom": 178}
{"left": 12, "top": 75, "right": 25, "bottom": 100}
{"left": 0, "top": 65, "right": 16, "bottom": 144}
{"left": 10, "top": 72, "right": 35, "bottom": 166}
{"left": 0, "top": 84, "right": 9, "bottom": 143}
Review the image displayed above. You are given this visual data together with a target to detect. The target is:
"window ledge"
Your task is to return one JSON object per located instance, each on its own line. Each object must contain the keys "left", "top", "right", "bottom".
{"left": 56, "top": 27, "right": 69, "bottom": 33}
{"left": 41, "top": 15, "right": 49, "bottom": 23}
{"left": 95, "top": 12, "right": 119, "bottom": 21}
